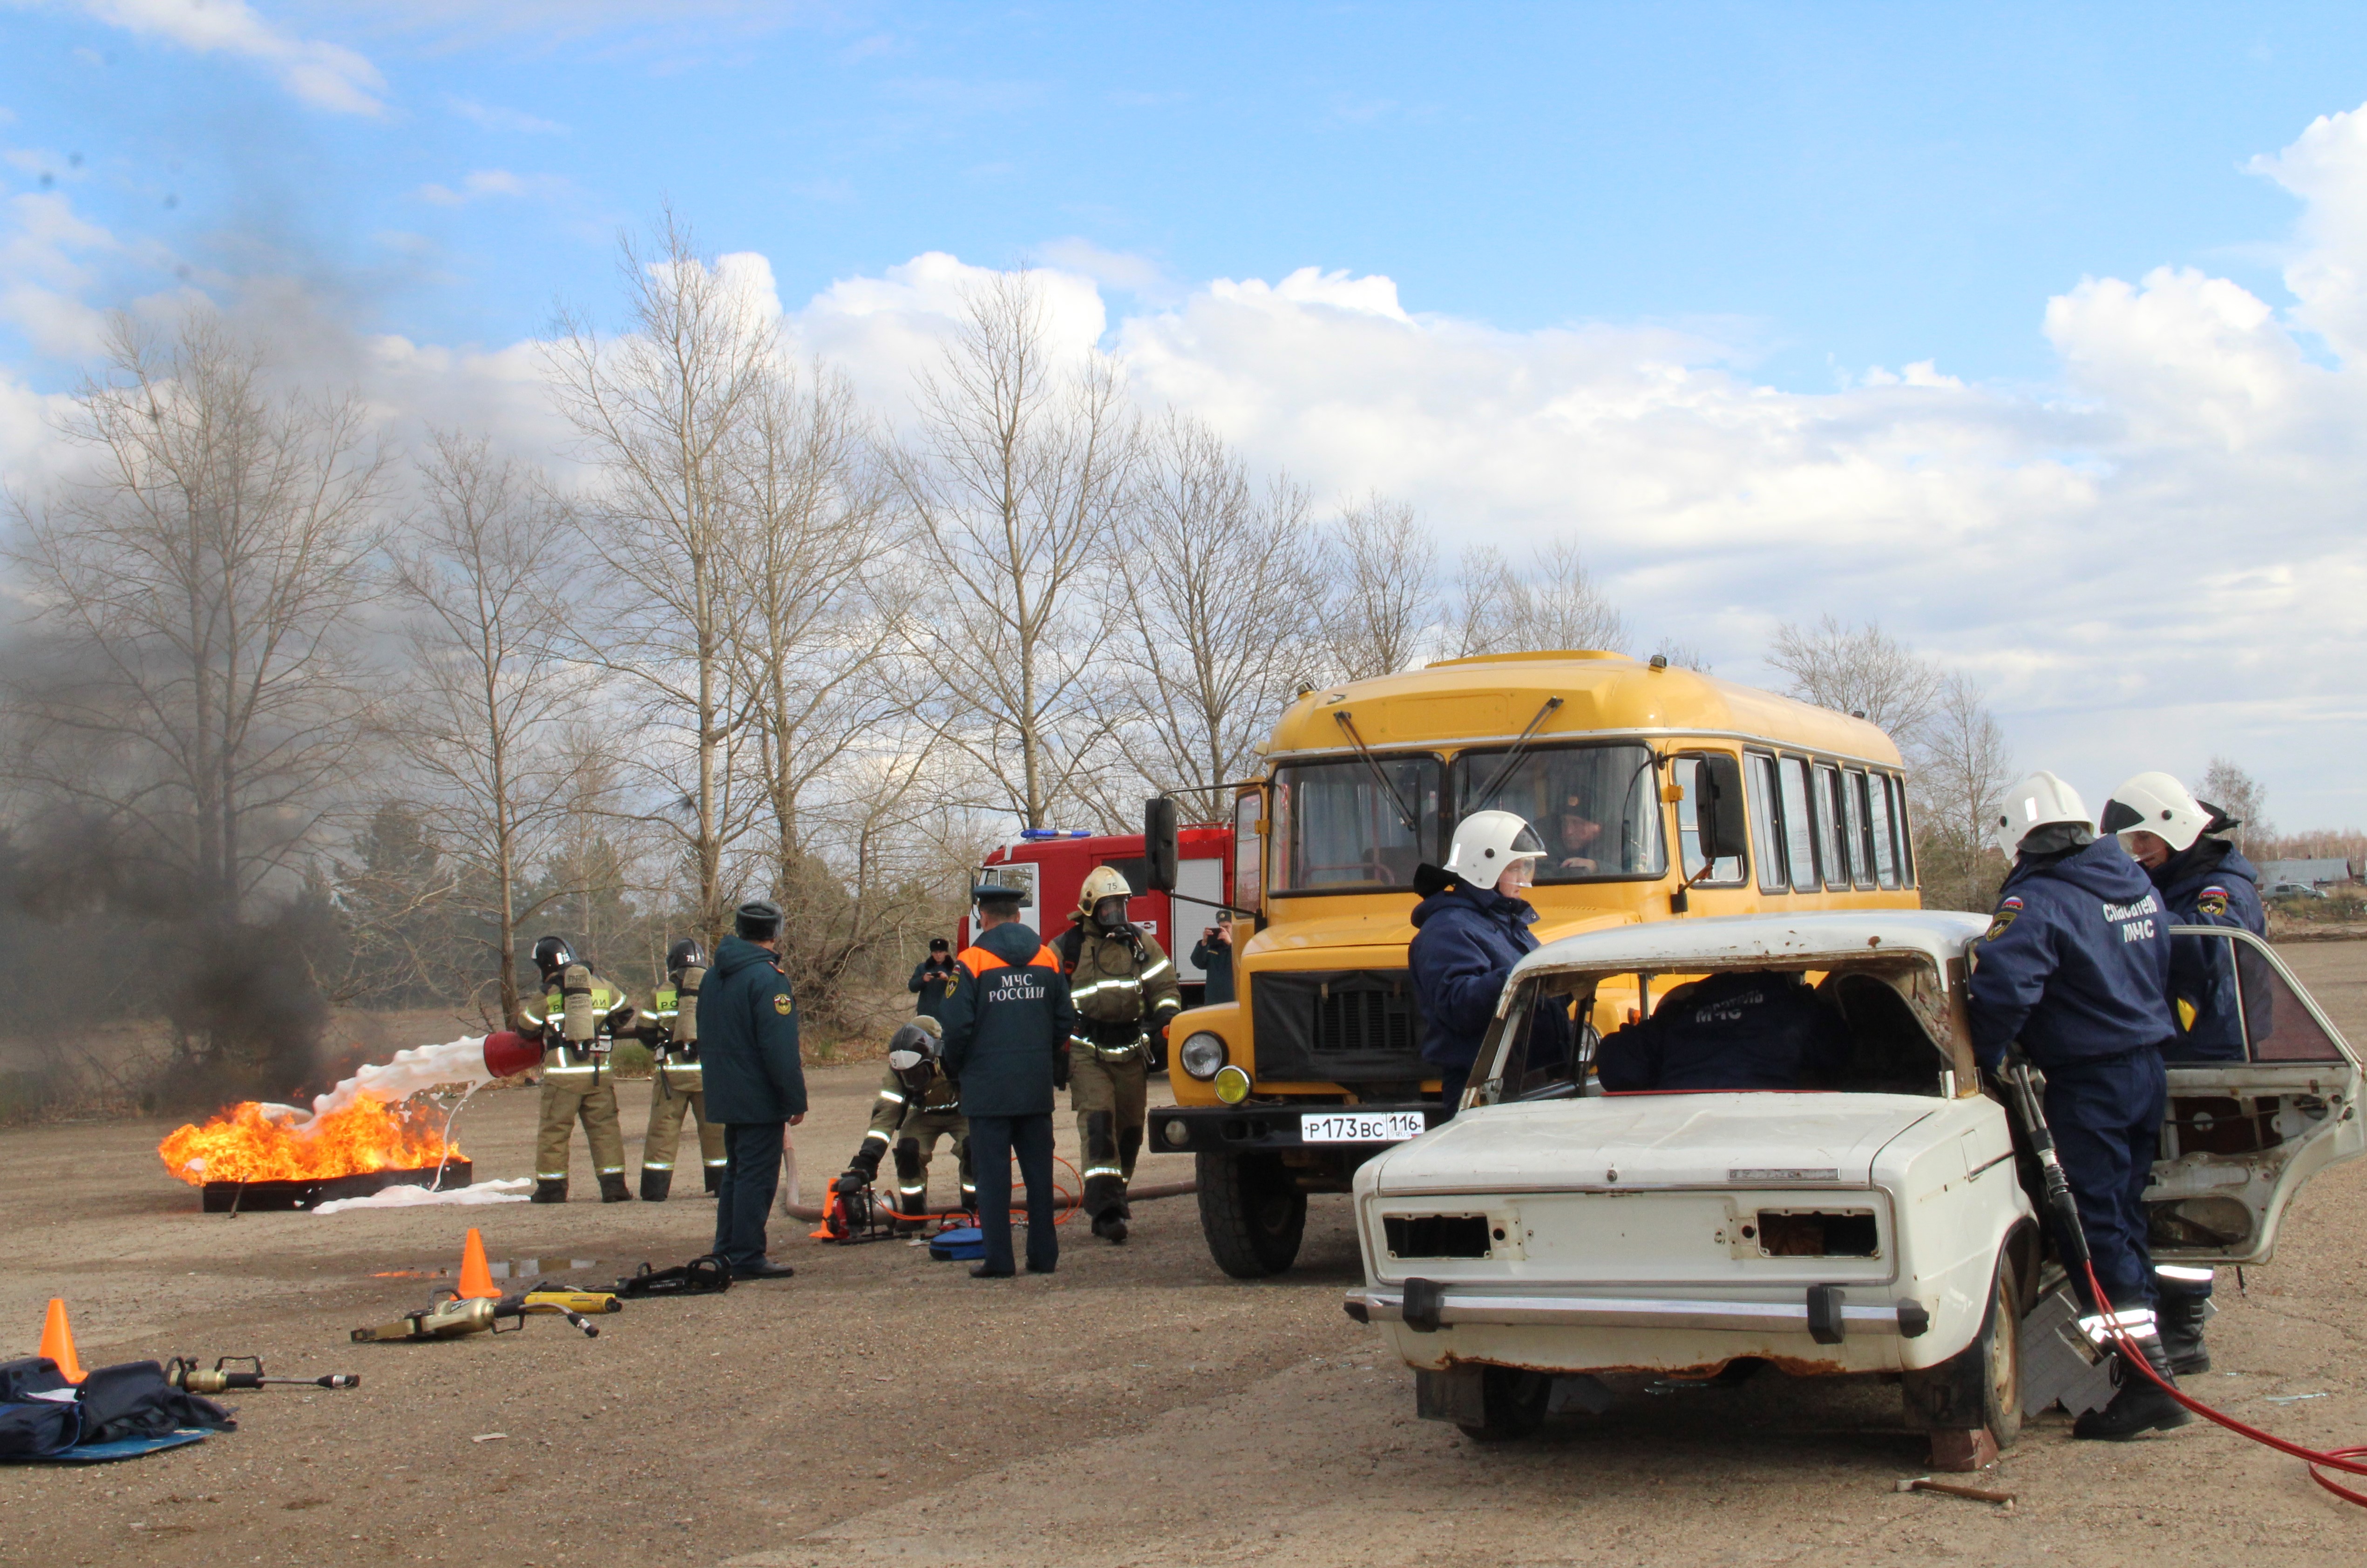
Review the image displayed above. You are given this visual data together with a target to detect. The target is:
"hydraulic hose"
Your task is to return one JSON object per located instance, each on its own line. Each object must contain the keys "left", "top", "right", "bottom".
{"left": 2001, "top": 1061, "right": 2367, "bottom": 1508}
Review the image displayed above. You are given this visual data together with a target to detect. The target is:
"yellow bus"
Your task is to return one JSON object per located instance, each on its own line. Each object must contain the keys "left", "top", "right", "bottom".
{"left": 1146, "top": 649, "right": 1921, "bottom": 1277}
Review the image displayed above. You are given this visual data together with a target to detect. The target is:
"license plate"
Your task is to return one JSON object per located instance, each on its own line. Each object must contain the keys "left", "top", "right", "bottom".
{"left": 1300, "top": 1110, "right": 1427, "bottom": 1144}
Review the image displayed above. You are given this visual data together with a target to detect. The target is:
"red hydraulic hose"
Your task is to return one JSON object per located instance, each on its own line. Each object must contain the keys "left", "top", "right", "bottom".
{"left": 2081, "top": 1259, "right": 2367, "bottom": 1509}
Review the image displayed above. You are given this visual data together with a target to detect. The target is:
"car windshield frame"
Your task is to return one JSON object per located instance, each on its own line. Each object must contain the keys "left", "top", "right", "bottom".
{"left": 1448, "top": 740, "right": 1668, "bottom": 884}
{"left": 1269, "top": 753, "right": 1444, "bottom": 896}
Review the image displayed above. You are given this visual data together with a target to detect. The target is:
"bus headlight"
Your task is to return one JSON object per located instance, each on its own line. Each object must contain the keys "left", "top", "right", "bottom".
{"left": 1214, "top": 1064, "right": 1252, "bottom": 1104}
{"left": 1178, "top": 1032, "right": 1227, "bottom": 1080}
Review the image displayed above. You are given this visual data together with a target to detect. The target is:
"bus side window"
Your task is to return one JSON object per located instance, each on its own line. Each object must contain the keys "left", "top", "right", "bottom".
{"left": 1886, "top": 775, "right": 1917, "bottom": 888}
{"left": 1779, "top": 756, "right": 1819, "bottom": 892}
{"left": 1845, "top": 770, "right": 1878, "bottom": 890}
{"left": 1812, "top": 763, "right": 1848, "bottom": 891}
{"left": 1746, "top": 750, "right": 1787, "bottom": 894}
{"left": 1868, "top": 773, "right": 1900, "bottom": 889}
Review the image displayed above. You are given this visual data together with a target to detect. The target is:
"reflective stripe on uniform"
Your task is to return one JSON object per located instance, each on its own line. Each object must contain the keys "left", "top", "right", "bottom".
{"left": 1140, "top": 958, "right": 1172, "bottom": 981}
{"left": 2077, "top": 1307, "right": 2157, "bottom": 1343}
{"left": 877, "top": 1089, "right": 906, "bottom": 1106}
{"left": 1153, "top": 996, "right": 1181, "bottom": 1013}
{"left": 597, "top": 1165, "right": 625, "bottom": 1175}
{"left": 536, "top": 1170, "right": 567, "bottom": 1180}
{"left": 2156, "top": 1264, "right": 2215, "bottom": 1283}
{"left": 704, "top": 1158, "right": 728, "bottom": 1168}
{"left": 1083, "top": 1164, "right": 1124, "bottom": 1179}
{"left": 644, "top": 1161, "right": 672, "bottom": 1171}
{"left": 862, "top": 1129, "right": 891, "bottom": 1147}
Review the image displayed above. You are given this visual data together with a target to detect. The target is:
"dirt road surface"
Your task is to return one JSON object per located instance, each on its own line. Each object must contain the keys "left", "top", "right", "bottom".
{"left": 6, "top": 943, "right": 2367, "bottom": 1567}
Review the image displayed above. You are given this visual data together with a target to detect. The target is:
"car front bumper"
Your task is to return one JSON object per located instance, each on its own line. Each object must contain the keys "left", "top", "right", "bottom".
{"left": 1150, "top": 1102, "right": 1442, "bottom": 1154}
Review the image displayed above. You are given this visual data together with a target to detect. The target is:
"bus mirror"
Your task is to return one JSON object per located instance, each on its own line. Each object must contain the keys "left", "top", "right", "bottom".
{"left": 1695, "top": 754, "right": 1747, "bottom": 865}
{"left": 1145, "top": 798, "right": 1180, "bottom": 891}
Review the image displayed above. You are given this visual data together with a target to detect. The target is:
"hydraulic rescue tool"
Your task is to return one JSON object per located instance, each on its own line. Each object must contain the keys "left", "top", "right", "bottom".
{"left": 350, "top": 1288, "right": 619, "bottom": 1343}
{"left": 164, "top": 1356, "right": 359, "bottom": 1393}
{"left": 1997, "top": 1059, "right": 2367, "bottom": 1508}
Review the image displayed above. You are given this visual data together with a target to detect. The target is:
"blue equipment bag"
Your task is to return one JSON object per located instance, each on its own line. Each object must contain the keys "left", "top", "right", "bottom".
{"left": 928, "top": 1226, "right": 987, "bottom": 1261}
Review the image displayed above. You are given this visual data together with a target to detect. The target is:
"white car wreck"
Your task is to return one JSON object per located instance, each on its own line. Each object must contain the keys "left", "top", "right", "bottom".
{"left": 1345, "top": 911, "right": 2362, "bottom": 1466}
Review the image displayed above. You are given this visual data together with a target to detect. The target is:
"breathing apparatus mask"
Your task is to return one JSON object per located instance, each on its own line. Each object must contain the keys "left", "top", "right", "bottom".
{"left": 887, "top": 1017, "right": 943, "bottom": 1098}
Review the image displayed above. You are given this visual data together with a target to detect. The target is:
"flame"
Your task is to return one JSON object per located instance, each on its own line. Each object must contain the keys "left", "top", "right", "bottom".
{"left": 158, "top": 1099, "right": 461, "bottom": 1185}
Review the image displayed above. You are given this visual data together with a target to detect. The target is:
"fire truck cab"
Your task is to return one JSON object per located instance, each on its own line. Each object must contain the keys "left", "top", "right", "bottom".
{"left": 967, "top": 825, "right": 1236, "bottom": 1014}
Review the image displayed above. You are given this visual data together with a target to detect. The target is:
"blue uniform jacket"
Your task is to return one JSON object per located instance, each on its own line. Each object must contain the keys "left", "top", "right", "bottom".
{"left": 1596, "top": 971, "right": 1851, "bottom": 1092}
{"left": 941, "top": 920, "right": 1077, "bottom": 1118}
{"left": 696, "top": 936, "right": 807, "bottom": 1123}
{"left": 1966, "top": 837, "right": 2176, "bottom": 1072}
{"left": 2152, "top": 841, "right": 2267, "bottom": 1061}
{"left": 1409, "top": 882, "right": 1539, "bottom": 1072}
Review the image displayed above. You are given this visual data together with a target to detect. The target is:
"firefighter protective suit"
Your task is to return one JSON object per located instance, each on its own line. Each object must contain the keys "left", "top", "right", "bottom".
{"left": 638, "top": 966, "right": 727, "bottom": 1202}
{"left": 1058, "top": 874, "right": 1182, "bottom": 1242}
{"left": 858, "top": 1069, "right": 974, "bottom": 1222}
{"left": 527, "top": 963, "right": 637, "bottom": 1203}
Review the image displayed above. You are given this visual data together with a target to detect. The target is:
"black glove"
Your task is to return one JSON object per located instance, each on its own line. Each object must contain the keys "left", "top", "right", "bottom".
{"left": 834, "top": 1169, "right": 871, "bottom": 1196}
{"left": 1052, "top": 1044, "right": 1072, "bottom": 1091}
{"left": 845, "top": 1144, "right": 882, "bottom": 1181}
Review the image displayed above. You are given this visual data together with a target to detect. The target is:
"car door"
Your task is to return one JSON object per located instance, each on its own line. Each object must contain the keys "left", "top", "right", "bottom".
{"left": 2147, "top": 926, "right": 2365, "bottom": 1266}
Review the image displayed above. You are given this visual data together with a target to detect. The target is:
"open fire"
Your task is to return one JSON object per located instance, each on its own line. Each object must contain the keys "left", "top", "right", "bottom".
{"left": 159, "top": 1098, "right": 463, "bottom": 1186}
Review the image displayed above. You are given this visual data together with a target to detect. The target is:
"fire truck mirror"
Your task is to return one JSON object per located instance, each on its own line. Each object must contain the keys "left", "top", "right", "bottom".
{"left": 1145, "top": 797, "right": 1180, "bottom": 892}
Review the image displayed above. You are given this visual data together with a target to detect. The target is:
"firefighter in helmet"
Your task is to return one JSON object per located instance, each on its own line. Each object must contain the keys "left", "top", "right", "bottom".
{"left": 1057, "top": 865, "right": 1181, "bottom": 1243}
{"left": 524, "top": 936, "right": 639, "bottom": 1203}
{"left": 837, "top": 1016, "right": 974, "bottom": 1230}
{"left": 635, "top": 938, "right": 728, "bottom": 1203}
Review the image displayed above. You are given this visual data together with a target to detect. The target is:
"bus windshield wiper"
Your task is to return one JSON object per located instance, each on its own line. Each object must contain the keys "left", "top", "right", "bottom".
{"left": 1332, "top": 710, "right": 1422, "bottom": 835}
{"left": 1465, "top": 697, "right": 1566, "bottom": 814}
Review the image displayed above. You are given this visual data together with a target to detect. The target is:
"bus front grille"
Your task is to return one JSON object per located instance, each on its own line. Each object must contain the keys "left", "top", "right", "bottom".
{"left": 1253, "top": 968, "right": 1428, "bottom": 1085}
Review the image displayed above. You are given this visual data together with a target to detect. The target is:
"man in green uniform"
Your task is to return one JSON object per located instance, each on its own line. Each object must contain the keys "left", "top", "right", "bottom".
{"left": 839, "top": 1016, "right": 974, "bottom": 1229}
{"left": 908, "top": 938, "right": 961, "bottom": 1022}
{"left": 523, "top": 935, "right": 638, "bottom": 1204}
{"left": 636, "top": 938, "right": 728, "bottom": 1202}
{"left": 1056, "top": 866, "right": 1182, "bottom": 1244}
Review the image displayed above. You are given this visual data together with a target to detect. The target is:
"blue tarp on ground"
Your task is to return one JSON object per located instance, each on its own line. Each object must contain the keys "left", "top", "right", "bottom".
{"left": 10, "top": 1429, "right": 211, "bottom": 1464}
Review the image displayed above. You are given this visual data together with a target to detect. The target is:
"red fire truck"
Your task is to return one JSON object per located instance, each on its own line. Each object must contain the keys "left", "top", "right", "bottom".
{"left": 963, "top": 823, "right": 1235, "bottom": 1011}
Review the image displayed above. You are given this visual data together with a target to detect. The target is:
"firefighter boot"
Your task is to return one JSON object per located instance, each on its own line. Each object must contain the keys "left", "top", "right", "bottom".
{"left": 891, "top": 1139, "right": 928, "bottom": 1235}
{"left": 531, "top": 1178, "right": 568, "bottom": 1204}
{"left": 599, "top": 1173, "right": 635, "bottom": 1203}
{"left": 2073, "top": 1334, "right": 2192, "bottom": 1440}
{"left": 703, "top": 1164, "right": 725, "bottom": 1195}
{"left": 2156, "top": 1287, "right": 2213, "bottom": 1376}
{"left": 639, "top": 1169, "right": 672, "bottom": 1203}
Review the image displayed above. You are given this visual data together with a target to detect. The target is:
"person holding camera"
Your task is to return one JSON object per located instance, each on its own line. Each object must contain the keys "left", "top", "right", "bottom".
{"left": 909, "top": 937, "right": 961, "bottom": 1023}
{"left": 1190, "top": 912, "right": 1235, "bottom": 1006}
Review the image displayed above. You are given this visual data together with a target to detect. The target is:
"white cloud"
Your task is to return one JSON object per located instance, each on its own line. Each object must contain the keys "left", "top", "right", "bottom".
{"left": 443, "top": 95, "right": 566, "bottom": 135}
{"left": 60, "top": 0, "right": 388, "bottom": 115}
{"left": 412, "top": 169, "right": 567, "bottom": 206}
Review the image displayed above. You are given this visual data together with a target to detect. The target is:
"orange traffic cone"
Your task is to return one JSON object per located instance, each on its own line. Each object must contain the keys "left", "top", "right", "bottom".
{"left": 39, "top": 1298, "right": 85, "bottom": 1383}
{"left": 456, "top": 1228, "right": 500, "bottom": 1300}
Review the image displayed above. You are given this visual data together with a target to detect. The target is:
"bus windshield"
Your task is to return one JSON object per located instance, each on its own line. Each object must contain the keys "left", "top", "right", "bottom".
{"left": 1449, "top": 743, "right": 1666, "bottom": 882}
{"left": 1272, "top": 756, "right": 1442, "bottom": 893}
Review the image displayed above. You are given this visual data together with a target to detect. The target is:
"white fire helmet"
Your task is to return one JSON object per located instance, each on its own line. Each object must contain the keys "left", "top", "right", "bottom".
{"left": 2101, "top": 771, "right": 2210, "bottom": 854}
{"left": 1993, "top": 770, "right": 2092, "bottom": 858}
{"left": 1445, "top": 810, "right": 1549, "bottom": 885}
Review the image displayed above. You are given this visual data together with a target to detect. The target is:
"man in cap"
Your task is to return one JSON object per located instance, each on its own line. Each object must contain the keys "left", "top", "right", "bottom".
{"left": 698, "top": 899, "right": 806, "bottom": 1281}
{"left": 941, "top": 881, "right": 1075, "bottom": 1278}
{"left": 909, "top": 938, "right": 961, "bottom": 1024}
{"left": 1967, "top": 771, "right": 2186, "bottom": 1440}
{"left": 1055, "top": 865, "right": 1182, "bottom": 1243}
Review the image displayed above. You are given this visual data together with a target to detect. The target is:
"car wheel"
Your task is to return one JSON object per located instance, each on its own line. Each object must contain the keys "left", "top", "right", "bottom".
{"left": 1456, "top": 1367, "right": 1551, "bottom": 1443}
{"left": 1901, "top": 1246, "right": 2022, "bottom": 1451}
{"left": 1196, "top": 1150, "right": 1307, "bottom": 1278}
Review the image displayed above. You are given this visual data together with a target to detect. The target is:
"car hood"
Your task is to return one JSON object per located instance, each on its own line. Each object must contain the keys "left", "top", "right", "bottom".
{"left": 1366, "top": 1093, "right": 1941, "bottom": 1195}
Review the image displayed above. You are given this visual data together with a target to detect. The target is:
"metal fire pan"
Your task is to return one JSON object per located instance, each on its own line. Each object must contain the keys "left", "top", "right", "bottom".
{"left": 199, "top": 1159, "right": 473, "bottom": 1213}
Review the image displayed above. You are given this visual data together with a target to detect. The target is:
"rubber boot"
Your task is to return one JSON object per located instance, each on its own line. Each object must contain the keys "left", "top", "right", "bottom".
{"left": 894, "top": 1192, "right": 928, "bottom": 1236}
{"left": 2073, "top": 1334, "right": 2192, "bottom": 1440}
{"left": 1091, "top": 1204, "right": 1129, "bottom": 1245}
{"left": 599, "top": 1173, "right": 634, "bottom": 1203}
{"left": 639, "top": 1170, "right": 672, "bottom": 1203}
{"left": 703, "top": 1166, "right": 724, "bottom": 1195}
{"left": 2156, "top": 1290, "right": 2213, "bottom": 1376}
{"left": 531, "top": 1178, "right": 568, "bottom": 1204}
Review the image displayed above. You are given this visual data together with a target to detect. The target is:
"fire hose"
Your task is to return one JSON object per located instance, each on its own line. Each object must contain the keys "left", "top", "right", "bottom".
{"left": 1999, "top": 1061, "right": 2367, "bottom": 1508}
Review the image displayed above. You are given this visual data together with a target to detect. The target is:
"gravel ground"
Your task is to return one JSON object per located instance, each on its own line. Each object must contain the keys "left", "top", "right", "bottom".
{"left": 5, "top": 943, "right": 2367, "bottom": 1568}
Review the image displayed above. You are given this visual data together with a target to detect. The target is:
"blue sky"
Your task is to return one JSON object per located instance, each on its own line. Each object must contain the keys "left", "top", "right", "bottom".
{"left": 4, "top": 2, "right": 2367, "bottom": 828}
{"left": 3, "top": 2, "right": 2361, "bottom": 386}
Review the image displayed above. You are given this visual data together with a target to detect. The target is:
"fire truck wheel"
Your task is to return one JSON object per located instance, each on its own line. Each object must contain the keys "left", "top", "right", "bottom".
{"left": 1196, "top": 1150, "right": 1306, "bottom": 1278}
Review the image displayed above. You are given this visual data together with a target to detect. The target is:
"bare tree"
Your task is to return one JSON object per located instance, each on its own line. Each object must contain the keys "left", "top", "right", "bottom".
{"left": 4, "top": 311, "right": 387, "bottom": 924}
{"left": 1453, "top": 539, "right": 1627, "bottom": 658}
{"left": 2199, "top": 756, "right": 2271, "bottom": 850}
{"left": 1109, "top": 412, "right": 1322, "bottom": 798}
{"left": 895, "top": 269, "right": 1138, "bottom": 829}
{"left": 545, "top": 210, "right": 773, "bottom": 943}
{"left": 384, "top": 431, "right": 596, "bottom": 1024}
{"left": 1319, "top": 493, "right": 1437, "bottom": 680}
{"left": 1913, "top": 672, "right": 2017, "bottom": 912}
{"left": 1766, "top": 615, "right": 1945, "bottom": 748}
